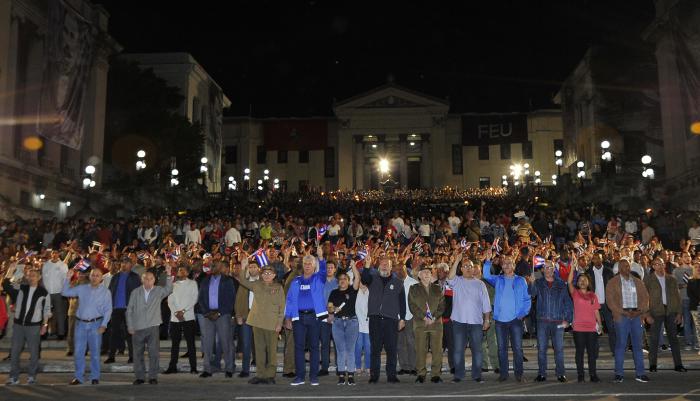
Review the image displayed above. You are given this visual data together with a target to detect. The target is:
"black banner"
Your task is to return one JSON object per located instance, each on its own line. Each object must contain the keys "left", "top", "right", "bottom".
{"left": 461, "top": 114, "right": 528, "bottom": 145}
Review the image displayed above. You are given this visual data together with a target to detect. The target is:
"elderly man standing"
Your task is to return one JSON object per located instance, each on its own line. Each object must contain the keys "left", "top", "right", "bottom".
{"left": 483, "top": 251, "right": 531, "bottom": 383}
{"left": 361, "top": 255, "right": 406, "bottom": 384}
{"left": 42, "top": 250, "right": 68, "bottom": 339}
{"left": 606, "top": 258, "right": 650, "bottom": 383}
{"left": 644, "top": 257, "right": 687, "bottom": 373}
{"left": 448, "top": 253, "right": 492, "bottom": 383}
{"left": 198, "top": 260, "right": 236, "bottom": 378}
{"left": 62, "top": 268, "right": 112, "bottom": 385}
{"left": 532, "top": 261, "right": 573, "bottom": 383}
{"left": 3, "top": 267, "right": 51, "bottom": 385}
{"left": 105, "top": 257, "right": 141, "bottom": 364}
{"left": 408, "top": 264, "right": 445, "bottom": 383}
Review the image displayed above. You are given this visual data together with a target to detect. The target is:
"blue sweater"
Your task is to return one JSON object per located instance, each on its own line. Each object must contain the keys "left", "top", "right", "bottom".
{"left": 285, "top": 259, "right": 328, "bottom": 321}
{"left": 532, "top": 277, "right": 573, "bottom": 323}
{"left": 482, "top": 260, "right": 531, "bottom": 322}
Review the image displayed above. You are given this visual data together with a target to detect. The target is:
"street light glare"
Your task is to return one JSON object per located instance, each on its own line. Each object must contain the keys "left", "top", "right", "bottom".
{"left": 264, "top": 169, "right": 270, "bottom": 175}
{"left": 244, "top": 168, "right": 251, "bottom": 174}
{"left": 137, "top": 150, "right": 146, "bottom": 158}
{"left": 200, "top": 157, "right": 208, "bottom": 164}
{"left": 171, "top": 169, "right": 179, "bottom": 176}
{"left": 576, "top": 161, "right": 584, "bottom": 168}
{"left": 555, "top": 150, "right": 562, "bottom": 157}
{"left": 601, "top": 140, "right": 610, "bottom": 149}
{"left": 641, "top": 155, "right": 652, "bottom": 165}
{"left": 379, "top": 158, "right": 389, "bottom": 173}
{"left": 228, "top": 176, "right": 234, "bottom": 182}
{"left": 84, "top": 165, "right": 96, "bottom": 175}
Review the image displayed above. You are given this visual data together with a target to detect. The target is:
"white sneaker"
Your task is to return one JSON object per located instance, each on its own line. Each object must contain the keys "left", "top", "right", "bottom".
{"left": 5, "top": 377, "right": 19, "bottom": 385}
{"left": 27, "top": 376, "right": 36, "bottom": 385}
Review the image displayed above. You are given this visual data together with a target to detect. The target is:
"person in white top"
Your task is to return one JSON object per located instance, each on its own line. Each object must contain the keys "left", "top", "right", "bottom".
{"left": 397, "top": 265, "right": 418, "bottom": 375}
{"left": 164, "top": 265, "right": 199, "bottom": 374}
{"left": 689, "top": 221, "right": 700, "bottom": 249}
{"left": 354, "top": 283, "right": 370, "bottom": 375}
{"left": 185, "top": 223, "right": 201, "bottom": 245}
{"left": 447, "top": 211, "right": 461, "bottom": 235}
{"left": 42, "top": 250, "right": 69, "bottom": 339}
{"left": 418, "top": 218, "right": 431, "bottom": 240}
{"left": 224, "top": 224, "right": 241, "bottom": 247}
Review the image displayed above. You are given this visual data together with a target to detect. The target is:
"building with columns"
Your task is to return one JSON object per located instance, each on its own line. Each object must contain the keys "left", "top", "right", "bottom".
{"left": 122, "top": 53, "right": 231, "bottom": 192}
{"left": 0, "top": 0, "right": 118, "bottom": 218}
{"left": 222, "top": 83, "right": 562, "bottom": 191}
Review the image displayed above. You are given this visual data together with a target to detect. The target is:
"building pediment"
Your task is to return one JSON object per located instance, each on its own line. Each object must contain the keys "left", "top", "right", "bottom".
{"left": 334, "top": 83, "right": 450, "bottom": 115}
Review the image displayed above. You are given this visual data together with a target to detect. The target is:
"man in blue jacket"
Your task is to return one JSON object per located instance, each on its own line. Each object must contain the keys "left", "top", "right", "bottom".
{"left": 198, "top": 261, "right": 236, "bottom": 378}
{"left": 532, "top": 261, "right": 573, "bottom": 383}
{"left": 284, "top": 246, "right": 327, "bottom": 386}
{"left": 483, "top": 251, "right": 531, "bottom": 383}
{"left": 105, "top": 258, "right": 141, "bottom": 364}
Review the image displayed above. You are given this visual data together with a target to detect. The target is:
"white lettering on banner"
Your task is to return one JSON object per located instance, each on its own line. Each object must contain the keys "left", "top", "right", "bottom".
{"left": 477, "top": 123, "right": 513, "bottom": 140}
{"left": 300, "top": 284, "right": 311, "bottom": 290}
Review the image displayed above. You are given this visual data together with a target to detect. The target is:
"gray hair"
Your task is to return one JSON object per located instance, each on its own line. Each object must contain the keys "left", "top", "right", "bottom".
{"left": 303, "top": 255, "right": 319, "bottom": 271}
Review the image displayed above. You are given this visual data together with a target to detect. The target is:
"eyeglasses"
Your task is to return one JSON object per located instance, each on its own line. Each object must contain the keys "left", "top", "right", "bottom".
{"left": 261, "top": 270, "right": 275, "bottom": 275}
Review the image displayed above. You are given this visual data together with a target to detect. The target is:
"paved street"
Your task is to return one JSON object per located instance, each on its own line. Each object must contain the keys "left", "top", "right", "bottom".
{"left": 2, "top": 336, "right": 700, "bottom": 400}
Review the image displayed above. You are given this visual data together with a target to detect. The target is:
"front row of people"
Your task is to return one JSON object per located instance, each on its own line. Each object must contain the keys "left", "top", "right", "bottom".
{"left": 3, "top": 252, "right": 690, "bottom": 386}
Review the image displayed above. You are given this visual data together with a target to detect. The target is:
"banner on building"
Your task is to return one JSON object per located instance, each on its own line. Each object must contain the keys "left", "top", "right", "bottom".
{"left": 461, "top": 114, "right": 528, "bottom": 146}
{"left": 37, "top": 0, "right": 97, "bottom": 150}
{"left": 263, "top": 119, "right": 328, "bottom": 151}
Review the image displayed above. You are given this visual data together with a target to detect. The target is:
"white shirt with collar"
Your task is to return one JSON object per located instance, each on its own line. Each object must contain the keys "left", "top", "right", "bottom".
{"left": 167, "top": 278, "right": 198, "bottom": 322}
{"left": 42, "top": 260, "right": 68, "bottom": 294}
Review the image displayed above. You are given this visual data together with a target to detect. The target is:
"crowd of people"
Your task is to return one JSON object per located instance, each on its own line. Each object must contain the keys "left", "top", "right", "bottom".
{"left": 2, "top": 188, "right": 700, "bottom": 386}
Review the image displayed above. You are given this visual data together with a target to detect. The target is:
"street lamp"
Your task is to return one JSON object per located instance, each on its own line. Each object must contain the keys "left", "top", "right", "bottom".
{"left": 263, "top": 169, "right": 270, "bottom": 175}
{"left": 83, "top": 165, "right": 96, "bottom": 189}
{"left": 551, "top": 174, "right": 557, "bottom": 186}
{"left": 136, "top": 150, "right": 146, "bottom": 171}
{"left": 379, "top": 159, "right": 389, "bottom": 174}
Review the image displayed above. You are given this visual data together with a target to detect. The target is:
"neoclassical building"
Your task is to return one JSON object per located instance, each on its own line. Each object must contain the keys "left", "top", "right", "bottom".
{"left": 0, "top": 0, "right": 118, "bottom": 218}
{"left": 222, "top": 83, "right": 563, "bottom": 192}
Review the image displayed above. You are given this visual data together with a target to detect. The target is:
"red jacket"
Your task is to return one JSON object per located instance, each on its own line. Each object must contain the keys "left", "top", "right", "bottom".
{"left": 0, "top": 295, "right": 8, "bottom": 330}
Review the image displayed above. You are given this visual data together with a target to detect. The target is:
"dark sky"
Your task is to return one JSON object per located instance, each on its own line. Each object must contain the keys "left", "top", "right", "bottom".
{"left": 98, "top": 0, "right": 655, "bottom": 117}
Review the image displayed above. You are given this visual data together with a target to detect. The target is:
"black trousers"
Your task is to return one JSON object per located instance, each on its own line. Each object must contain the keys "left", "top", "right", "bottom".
{"left": 169, "top": 320, "right": 197, "bottom": 370}
{"left": 369, "top": 316, "right": 398, "bottom": 380}
{"left": 109, "top": 309, "right": 133, "bottom": 358}
{"left": 573, "top": 331, "right": 598, "bottom": 377}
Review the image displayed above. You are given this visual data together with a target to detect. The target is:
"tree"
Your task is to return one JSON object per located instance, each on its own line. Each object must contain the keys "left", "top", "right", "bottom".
{"left": 103, "top": 57, "right": 204, "bottom": 195}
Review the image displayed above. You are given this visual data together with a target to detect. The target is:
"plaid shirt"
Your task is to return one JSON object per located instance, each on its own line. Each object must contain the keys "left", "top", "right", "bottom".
{"left": 620, "top": 276, "right": 638, "bottom": 309}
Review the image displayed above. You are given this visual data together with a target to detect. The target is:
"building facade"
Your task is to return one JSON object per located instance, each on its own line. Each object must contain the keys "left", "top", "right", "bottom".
{"left": 122, "top": 53, "right": 231, "bottom": 192}
{"left": 222, "top": 84, "right": 562, "bottom": 192}
{"left": 0, "top": 0, "right": 118, "bottom": 218}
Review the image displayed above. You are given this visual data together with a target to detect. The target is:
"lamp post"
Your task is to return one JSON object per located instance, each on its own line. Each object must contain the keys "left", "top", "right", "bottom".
{"left": 641, "top": 155, "right": 654, "bottom": 199}
{"left": 600, "top": 140, "right": 613, "bottom": 178}
{"left": 576, "top": 160, "right": 585, "bottom": 194}
{"left": 551, "top": 174, "right": 557, "bottom": 186}
{"left": 554, "top": 149, "right": 563, "bottom": 177}
{"left": 243, "top": 168, "right": 250, "bottom": 190}
{"left": 502, "top": 174, "right": 508, "bottom": 189}
{"left": 136, "top": 150, "right": 146, "bottom": 171}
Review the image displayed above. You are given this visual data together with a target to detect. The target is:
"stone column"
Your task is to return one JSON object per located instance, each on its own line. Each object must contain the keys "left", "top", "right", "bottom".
{"left": 399, "top": 136, "right": 408, "bottom": 189}
{"left": 0, "top": 7, "right": 18, "bottom": 157}
{"left": 354, "top": 138, "right": 364, "bottom": 190}
{"left": 421, "top": 134, "right": 432, "bottom": 188}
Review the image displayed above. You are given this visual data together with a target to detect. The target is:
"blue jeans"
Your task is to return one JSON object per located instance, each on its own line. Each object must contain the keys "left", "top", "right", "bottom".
{"left": 293, "top": 313, "right": 321, "bottom": 381}
{"left": 355, "top": 332, "right": 371, "bottom": 370}
{"left": 332, "top": 317, "right": 359, "bottom": 373}
{"left": 614, "top": 316, "right": 645, "bottom": 377}
{"left": 452, "top": 322, "right": 484, "bottom": 380}
{"left": 320, "top": 321, "right": 334, "bottom": 370}
{"left": 536, "top": 321, "right": 565, "bottom": 377}
{"left": 238, "top": 322, "right": 253, "bottom": 373}
{"left": 496, "top": 318, "right": 524, "bottom": 379}
{"left": 74, "top": 320, "right": 103, "bottom": 382}
{"left": 682, "top": 299, "right": 696, "bottom": 346}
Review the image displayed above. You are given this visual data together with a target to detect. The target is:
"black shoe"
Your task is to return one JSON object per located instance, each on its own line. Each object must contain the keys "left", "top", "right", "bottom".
{"left": 474, "top": 377, "right": 485, "bottom": 384}
{"left": 415, "top": 376, "right": 425, "bottom": 383}
{"left": 127, "top": 357, "right": 133, "bottom": 364}
{"left": 409, "top": 369, "right": 417, "bottom": 375}
{"left": 649, "top": 365, "right": 657, "bottom": 372}
{"left": 450, "top": 368, "right": 455, "bottom": 374}
{"left": 369, "top": 377, "right": 379, "bottom": 384}
{"left": 635, "top": 375, "right": 650, "bottom": 383}
{"left": 337, "top": 375, "right": 346, "bottom": 385}
{"left": 398, "top": 369, "right": 409, "bottom": 375}
{"left": 148, "top": 379, "right": 158, "bottom": 385}
{"left": 163, "top": 367, "right": 178, "bottom": 374}
{"left": 249, "top": 377, "right": 264, "bottom": 384}
{"left": 238, "top": 372, "right": 249, "bottom": 378}
{"left": 181, "top": 352, "right": 190, "bottom": 358}
{"left": 133, "top": 379, "right": 145, "bottom": 385}
{"left": 614, "top": 375, "right": 624, "bottom": 383}
{"left": 535, "top": 375, "right": 546, "bottom": 382}
{"left": 318, "top": 369, "right": 329, "bottom": 377}
{"left": 117, "top": 350, "right": 125, "bottom": 355}
{"left": 282, "top": 372, "right": 296, "bottom": 378}
{"left": 57, "top": 335, "right": 66, "bottom": 340}
{"left": 482, "top": 367, "right": 490, "bottom": 372}
{"left": 493, "top": 368, "right": 500, "bottom": 374}
{"left": 200, "top": 372, "right": 212, "bottom": 378}
{"left": 226, "top": 372, "right": 234, "bottom": 378}
{"left": 104, "top": 357, "right": 115, "bottom": 364}
{"left": 451, "top": 377, "right": 461, "bottom": 383}
{"left": 523, "top": 356, "right": 529, "bottom": 362}
{"left": 675, "top": 365, "right": 688, "bottom": 372}
{"left": 66, "top": 351, "right": 73, "bottom": 357}
{"left": 388, "top": 376, "right": 400, "bottom": 383}
{"left": 590, "top": 375, "right": 600, "bottom": 383}
{"left": 69, "top": 378, "right": 82, "bottom": 385}
{"left": 431, "top": 376, "right": 442, "bottom": 383}
{"left": 347, "top": 376, "right": 355, "bottom": 385}
{"left": 557, "top": 376, "right": 567, "bottom": 383}
{"left": 577, "top": 375, "right": 585, "bottom": 383}
{"left": 91, "top": 379, "right": 99, "bottom": 385}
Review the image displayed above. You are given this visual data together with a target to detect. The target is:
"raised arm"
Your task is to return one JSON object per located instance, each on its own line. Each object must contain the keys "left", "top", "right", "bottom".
{"left": 449, "top": 251, "right": 463, "bottom": 280}
{"left": 350, "top": 261, "right": 360, "bottom": 291}
{"left": 567, "top": 260, "right": 575, "bottom": 296}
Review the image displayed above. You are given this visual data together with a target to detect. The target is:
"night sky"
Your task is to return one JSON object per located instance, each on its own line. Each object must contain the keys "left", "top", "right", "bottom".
{"left": 98, "top": 0, "right": 655, "bottom": 117}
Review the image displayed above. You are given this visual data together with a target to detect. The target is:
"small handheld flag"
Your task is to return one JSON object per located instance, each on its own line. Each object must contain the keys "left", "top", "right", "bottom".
{"left": 425, "top": 302, "right": 433, "bottom": 320}
{"left": 254, "top": 248, "right": 270, "bottom": 267}
{"left": 73, "top": 258, "right": 91, "bottom": 272}
{"left": 533, "top": 255, "right": 546, "bottom": 270}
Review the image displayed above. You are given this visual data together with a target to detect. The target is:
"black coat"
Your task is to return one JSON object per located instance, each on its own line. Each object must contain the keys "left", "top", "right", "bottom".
{"left": 108, "top": 270, "right": 141, "bottom": 308}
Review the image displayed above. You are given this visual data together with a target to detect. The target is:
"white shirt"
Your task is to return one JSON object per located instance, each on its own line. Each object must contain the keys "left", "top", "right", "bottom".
{"left": 144, "top": 287, "right": 153, "bottom": 303}
{"left": 42, "top": 260, "right": 68, "bottom": 294}
{"left": 448, "top": 216, "right": 461, "bottom": 234}
{"left": 225, "top": 227, "right": 241, "bottom": 247}
{"left": 391, "top": 217, "right": 405, "bottom": 234}
{"left": 625, "top": 221, "right": 638, "bottom": 234}
{"left": 185, "top": 229, "right": 201, "bottom": 244}
{"left": 403, "top": 275, "right": 419, "bottom": 321}
{"left": 355, "top": 288, "right": 370, "bottom": 333}
{"left": 656, "top": 274, "right": 667, "bottom": 305}
{"left": 593, "top": 266, "right": 606, "bottom": 304}
{"left": 247, "top": 276, "right": 259, "bottom": 309}
{"left": 689, "top": 227, "right": 700, "bottom": 246}
{"left": 419, "top": 223, "right": 431, "bottom": 237}
{"left": 167, "top": 279, "right": 198, "bottom": 322}
{"left": 328, "top": 224, "right": 341, "bottom": 236}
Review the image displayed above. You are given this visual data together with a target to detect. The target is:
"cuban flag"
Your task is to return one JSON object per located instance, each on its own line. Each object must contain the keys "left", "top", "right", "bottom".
{"left": 317, "top": 225, "right": 328, "bottom": 242}
{"left": 491, "top": 238, "right": 502, "bottom": 254}
{"left": 425, "top": 302, "right": 433, "bottom": 320}
{"left": 357, "top": 248, "right": 368, "bottom": 260}
{"left": 460, "top": 238, "right": 468, "bottom": 248}
{"left": 254, "top": 248, "right": 270, "bottom": 267}
{"left": 533, "top": 255, "right": 546, "bottom": 270}
{"left": 73, "top": 258, "right": 91, "bottom": 272}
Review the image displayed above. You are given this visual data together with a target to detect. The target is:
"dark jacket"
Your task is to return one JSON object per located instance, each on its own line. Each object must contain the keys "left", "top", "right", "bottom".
{"left": 2, "top": 279, "right": 51, "bottom": 326}
{"left": 108, "top": 271, "right": 141, "bottom": 309}
{"left": 689, "top": 278, "right": 700, "bottom": 311}
{"left": 644, "top": 273, "right": 682, "bottom": 316}
{"left": 361, "top": 268, "right": 406, "bottom": 320}
{"left": 198, "top": 274, "right": 236, "bottom": 316}
{"left": 532, "top": 277, "right": 573, "bottom": 323}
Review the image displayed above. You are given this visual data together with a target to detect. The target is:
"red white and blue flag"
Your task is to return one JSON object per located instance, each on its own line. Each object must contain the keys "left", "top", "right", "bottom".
{"left": 73, "top": 258, "right": 91, "bottom": 272}
{"left": 533, "top": 255, "right": 546, "bottom": 270}
{"left": 254, "top": 248, "right": 270, "bottom": 267}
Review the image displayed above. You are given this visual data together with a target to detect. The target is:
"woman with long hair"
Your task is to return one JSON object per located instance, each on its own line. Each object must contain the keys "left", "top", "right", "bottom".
{"left": 567, "top": 265, "right": 602, "bottom": 383}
